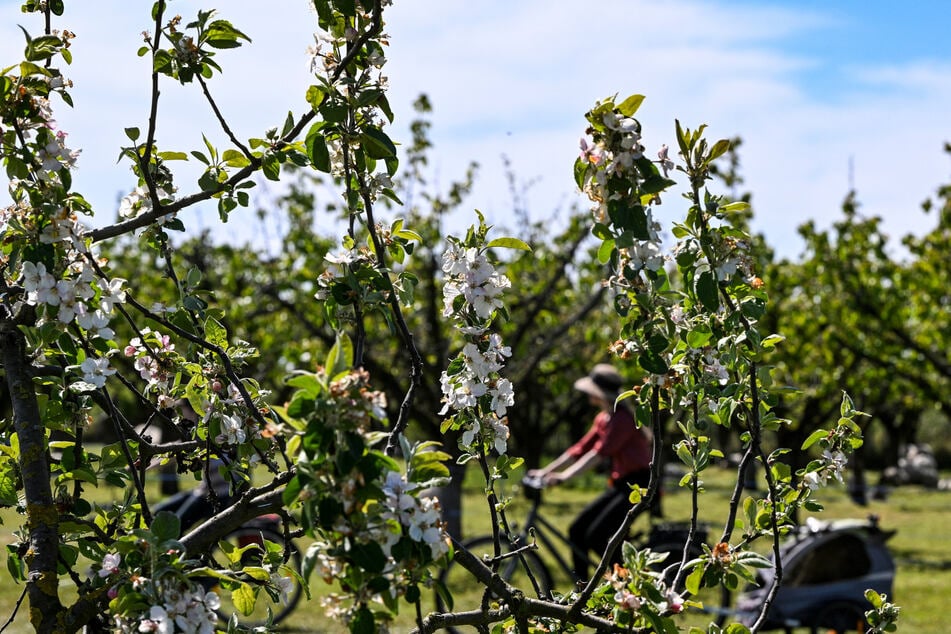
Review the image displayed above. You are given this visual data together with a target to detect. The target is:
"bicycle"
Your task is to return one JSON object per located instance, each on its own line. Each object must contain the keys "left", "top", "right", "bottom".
{"left": 435, "top": 475, "right": 711, "bottom": 632}
{"left": 153, "top": 482, "right": 305, "bottom": 627}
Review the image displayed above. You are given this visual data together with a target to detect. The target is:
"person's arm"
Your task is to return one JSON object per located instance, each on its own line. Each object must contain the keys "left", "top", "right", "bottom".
{"left": 544, "top": 449, "right": 601, "bottom": 484}
{"left": 528, "top": 414, "right": 603, "bottom": 483}
{"left": 528, "top": 450, "right": 576, "bottom": 479}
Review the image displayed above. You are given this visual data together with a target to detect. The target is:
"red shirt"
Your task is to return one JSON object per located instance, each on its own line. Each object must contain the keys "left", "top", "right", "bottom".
{"left": 566, "top": 408, "right": 651, "bottom": 483}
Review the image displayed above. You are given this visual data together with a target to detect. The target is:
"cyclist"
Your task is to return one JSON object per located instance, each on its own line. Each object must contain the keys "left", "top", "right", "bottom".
{"left": 527, "top": 363, "right": 652, "bottom": 580}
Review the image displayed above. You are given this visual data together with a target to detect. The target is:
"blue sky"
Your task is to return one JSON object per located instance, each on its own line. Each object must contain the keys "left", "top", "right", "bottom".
{"left": 1, "top": 0, "right": 949, "bottom": 259}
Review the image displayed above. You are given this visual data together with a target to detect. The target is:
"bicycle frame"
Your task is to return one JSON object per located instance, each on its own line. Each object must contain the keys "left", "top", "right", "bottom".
{"left": 508, "top": 481, "right": 602, "bottom": 580}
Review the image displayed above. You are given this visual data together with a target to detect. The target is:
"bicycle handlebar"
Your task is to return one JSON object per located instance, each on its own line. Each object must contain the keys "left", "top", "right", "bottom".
{"left": 521, "top": 474, "right": 547, "bottom": 491}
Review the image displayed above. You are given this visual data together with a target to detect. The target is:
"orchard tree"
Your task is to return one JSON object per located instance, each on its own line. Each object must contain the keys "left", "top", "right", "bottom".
{"left": 0, "top": 2, "right": 898, "bottom": 634}
{"left": 98, "top": 96, "right": 616, "bottom": 539}
{"left": 770, "top": 178, "right": 951, "bottom": 478}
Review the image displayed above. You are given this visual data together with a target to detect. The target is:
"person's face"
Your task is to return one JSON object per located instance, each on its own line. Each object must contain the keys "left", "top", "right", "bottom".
{"left": 588, "top": 393, "right": 608, "bottom": 410}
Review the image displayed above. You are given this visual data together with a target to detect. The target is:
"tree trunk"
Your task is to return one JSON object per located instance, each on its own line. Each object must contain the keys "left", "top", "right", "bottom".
{"left": 1, "top": 324, "right": 64, "bottom": 633}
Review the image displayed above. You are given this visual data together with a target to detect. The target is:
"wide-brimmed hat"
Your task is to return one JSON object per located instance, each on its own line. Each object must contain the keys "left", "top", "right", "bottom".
{"left": 574, "top": 364, "right": 624, "bottom": 403}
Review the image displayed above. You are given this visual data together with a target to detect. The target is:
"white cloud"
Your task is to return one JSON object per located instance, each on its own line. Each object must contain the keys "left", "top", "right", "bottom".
{"left": 1, "top": 0, "right": 948, "bottom": 259}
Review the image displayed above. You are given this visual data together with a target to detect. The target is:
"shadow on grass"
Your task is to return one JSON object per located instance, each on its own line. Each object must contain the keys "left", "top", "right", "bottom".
{"left": 892, "top": 549, "right": 951, "bottom": 570}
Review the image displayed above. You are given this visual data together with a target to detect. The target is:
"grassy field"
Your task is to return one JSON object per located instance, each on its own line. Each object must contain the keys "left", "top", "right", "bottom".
{"left": 0, "top": 467, "right": 948, "bottom": 633}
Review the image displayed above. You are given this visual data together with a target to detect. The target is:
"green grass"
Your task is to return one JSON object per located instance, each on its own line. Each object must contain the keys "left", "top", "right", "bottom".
{"left": 1, "top": 467, "right": 948, "bottom": 633}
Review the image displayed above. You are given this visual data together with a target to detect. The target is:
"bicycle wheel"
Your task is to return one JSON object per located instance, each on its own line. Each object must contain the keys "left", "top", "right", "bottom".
{"left": 207, "top": 526, "right": 304, "bottom": 627}
{"left": 436, "top": 535, "right": 553, "bottom": 632}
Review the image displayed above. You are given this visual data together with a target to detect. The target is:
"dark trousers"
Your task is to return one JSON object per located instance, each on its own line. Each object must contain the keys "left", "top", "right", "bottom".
{"left": 568, "top": 470, "right": 650, "bottom": 580}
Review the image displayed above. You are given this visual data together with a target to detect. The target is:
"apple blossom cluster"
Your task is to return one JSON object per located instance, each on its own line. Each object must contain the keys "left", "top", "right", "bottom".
{"left": 380, "top": 470, "right": 450, "bottom": 560}
{"left": 113, "top": 586, "right": 219, "bottom": 634}
{"left": 439, "top": 239, "right": 515, "bottom": 456}
{"left": 314, "top": 247, "right": 364, "bottom": 300}
{"left": 118, "top": 184, "right": 178, "bottom": 225}
{"left": 602, "top": 557, "right": 684, "bottom": 622}
{"left": 7, "top": 81, "right": 79, "bottom": 186}
{"left": 7, "top": 94, "right": 129, "bottom": 396}
{"left": 306, "top": 3, "right": 394, "bottom": 202}
{"left": 673, "top": 230, "right": 759, "bottom": 286}
{"left": 577, "top": 107, "right": 666, "bottom": 280}
{"left": 802, "top": 449, "right": 849, "bottom": 491}
{"left": 286, "top": 364, "right": 452, "bottom": 630}
{"left": 19, "top": 254, "right": 127, "bottom": 390}
{"left": 206, "top": 385, "right": 274, "bottom": 450}
{"left": 307, "top": 470, "right": 450, "bottom": 623}
{"left": 441, "top": 243, "right": 512, "bottom": 320}
{"left": 123, "top": 328, "right": 178, "bottom": 407}
{"left": 97, "top": 552, "right": 219, "bottom": 634}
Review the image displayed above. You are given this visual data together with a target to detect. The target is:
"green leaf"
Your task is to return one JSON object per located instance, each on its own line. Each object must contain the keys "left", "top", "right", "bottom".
{"left": 351, "top": 606, "right": 375, "bottom": 634}
{"left": 61, "top": 468, "right": 98, "bottom": 486}
{"left": 326, "top": 332, "right": 354, "bottom": 377}
{"left": 222, "top": 149, "right": 250, "bottom": 167}
{"left": 306, "top": 85, "right": 326, "bottom": 110}
{"left": 801, "top": 429, "right": 829, "bottom": 450}
{"left": 156, "top": 151, "right": 188, "bottom": 161}
{"left": 486, "top": 237, "right": 531, "bottom": 251}
{"left": 242, "top": 566, "right": 271, "bottom": 582}
{"left": 231, "top": 582, "right": 257, "bottom": 616}
{"left": 641, "top": 175, "right": 677, "bottom": 195}
{"left": 282, "top": 475, "right": 302, "bottom": 506}
{"left": 360, "top": 126, "right": 397, "bottom": 159}
{"left": 840, "top": 391, "right": 856, "bottom": 417}
{"left": 597, "top": 238, "right": 615, "bottom": 264}
{"left": 204, "top": 317, "right": 228, "bottom": 349}
{"left": 285, "top": 372, "right": 323, "bottom": 397}
{"left": 25, "top": 33, "right": 63, "bottom": 62}
{"left": 574, "top": 157, "right": 589, "bottom": 190}
{"left": 0, "top": 461, "right": 18, "bottom": 506}
{"left": 686, "top": 325, "right": 713, "bottom": 349}
{"left": 616, "top": 94, "right": 645, "bottom": 117}
{"left": 153, "top": 49, "right": 173, "bottom": 74}
{"left": 647, "top": 333, "right": 668, "bottom": 354}
{"left": 205, "top": 20, "right": 251, "bottom": 49}
{"left": 151, "top": 511, "right": 181, "bottom": 541}
{"left": 707, "top": 138, "right": 732, "bottom": 163}
{"left": 719, "top": 201, "right": 750, "bottom": 214}
{"left": 6, "top": 545, "right": 25, "bottom": 581}
{"left": 305, "top": 124, "right": 331, "bottom": 172}
{"left": 696, "top": 271, "right": 720, "bottom": 312}
{"left": 608, "top": 200, "right": 648, "bottom": 238}
{"left": 124, "top": 127, "right": 140, "bottom": 142}
{"left": 638, "top": 350, "right": 669, "bottom": 375}
{"left": 262, "top": 154, "right": 280, "bottom": 181}
{"left": 685, "top": 564, "right": 704, "bottom": 596}
{"left": 350, "top": 541, "right": 386, "bottom": 574}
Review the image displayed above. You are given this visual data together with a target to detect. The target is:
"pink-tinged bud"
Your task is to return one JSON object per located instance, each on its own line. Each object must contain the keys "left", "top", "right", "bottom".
{"left": 211, "top": 380, "right": 223, "bottom": 392}
{"left": 107, "top": 585, "right": 119, "bottom": 600}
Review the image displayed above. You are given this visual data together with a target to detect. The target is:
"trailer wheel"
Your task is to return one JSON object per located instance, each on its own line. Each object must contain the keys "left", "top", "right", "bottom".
{"left": 812, "top": 600, "right": 868, "bottom": 633}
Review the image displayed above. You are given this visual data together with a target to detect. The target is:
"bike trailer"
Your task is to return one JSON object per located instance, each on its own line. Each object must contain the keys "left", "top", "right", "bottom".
{"left": 734, "top": 516, "right": 896, "bottom": 632}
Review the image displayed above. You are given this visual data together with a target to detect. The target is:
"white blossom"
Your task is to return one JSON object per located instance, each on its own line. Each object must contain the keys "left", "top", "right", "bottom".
{"left": 98, "top": 552, "right": 121, "bottom": 578}
{"left": 219, "top": 414, "right": 247, "bottom": 445}
{"left": 490, "top": 378, "right": 515, "bottom": 417}
{"left": 80, "top": 356, "right": 115, "bottom": 388}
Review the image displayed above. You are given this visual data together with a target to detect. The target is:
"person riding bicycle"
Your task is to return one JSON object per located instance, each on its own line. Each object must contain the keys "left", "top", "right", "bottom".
{"left": 527, "top": 363, "right": 652, "bottom": 581}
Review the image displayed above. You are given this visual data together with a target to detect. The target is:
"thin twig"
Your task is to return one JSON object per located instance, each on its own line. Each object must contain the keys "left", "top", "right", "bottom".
{"left": 0, "top": 586, "right": 27, "bottom": 633}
